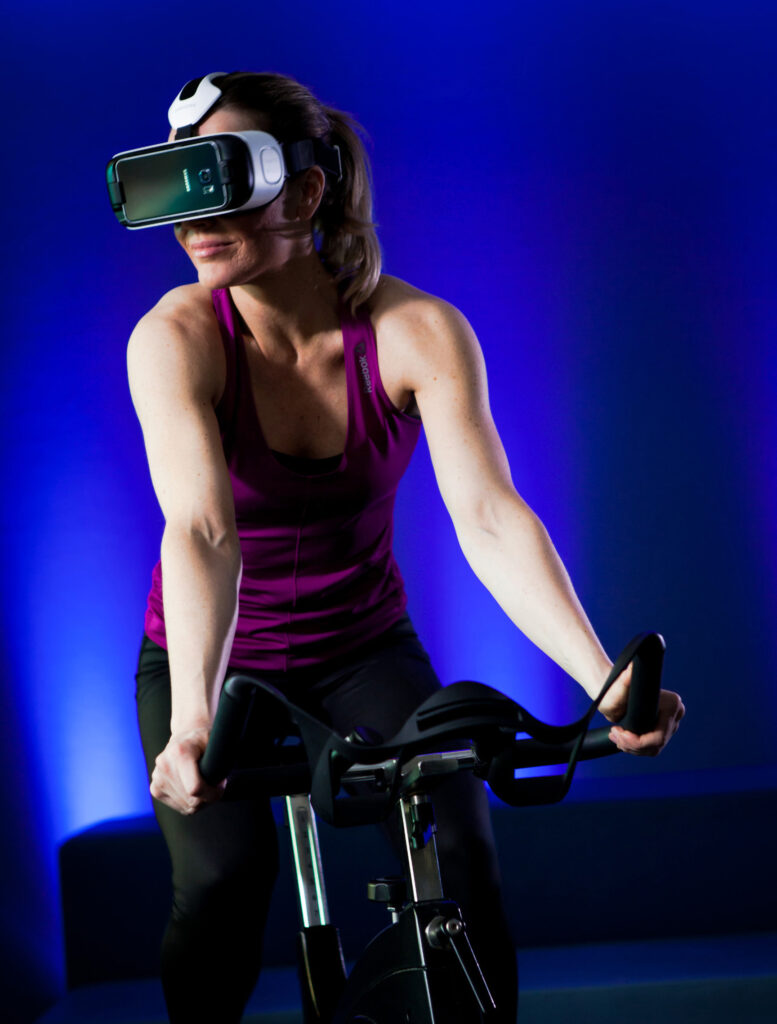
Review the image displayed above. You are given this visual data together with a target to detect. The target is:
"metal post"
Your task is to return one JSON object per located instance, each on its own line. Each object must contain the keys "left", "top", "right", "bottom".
{"left": 286, "top": 794, "right": 330, "bottom": 928}
{"left": 399, "top": 793, "right": 444, "bottom": 903}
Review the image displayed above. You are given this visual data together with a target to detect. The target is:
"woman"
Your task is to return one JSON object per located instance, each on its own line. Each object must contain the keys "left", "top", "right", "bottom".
{"left": 130, "top": 72, "right": 684, "bottom": 1023}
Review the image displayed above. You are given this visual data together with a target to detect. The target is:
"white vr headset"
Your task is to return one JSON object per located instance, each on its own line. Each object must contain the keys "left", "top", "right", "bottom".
{"left": 106, "top": 73, "right": 342, "bottom": 228}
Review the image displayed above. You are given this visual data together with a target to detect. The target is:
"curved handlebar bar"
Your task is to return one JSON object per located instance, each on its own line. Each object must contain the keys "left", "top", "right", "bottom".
{"left": 200, "top": 632, "right": 665, "bottom": 826}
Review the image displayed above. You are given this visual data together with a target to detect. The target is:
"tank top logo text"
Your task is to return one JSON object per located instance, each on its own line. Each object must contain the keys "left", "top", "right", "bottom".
{"left": 354, "top": 341, "right": 373, "bottom": 394}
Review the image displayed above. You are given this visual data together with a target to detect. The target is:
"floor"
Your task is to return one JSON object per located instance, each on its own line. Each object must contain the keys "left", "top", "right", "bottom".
{"left": 35, "top": 932, "right": 777, "bottom": 1023}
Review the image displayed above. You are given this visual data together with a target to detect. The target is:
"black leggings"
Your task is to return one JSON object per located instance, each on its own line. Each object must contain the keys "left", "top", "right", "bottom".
{"left": 136, "top": 617, "right": 517, "bottom": 1023}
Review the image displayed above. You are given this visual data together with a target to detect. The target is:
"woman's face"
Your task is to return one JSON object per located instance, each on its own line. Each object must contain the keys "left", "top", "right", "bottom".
{"left": 172, "top": 106, "right": 322, "bottom": 290}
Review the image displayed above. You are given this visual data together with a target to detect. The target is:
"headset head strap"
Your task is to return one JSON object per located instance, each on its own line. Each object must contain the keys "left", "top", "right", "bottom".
{"left": 168, "top": 73, "right": 228, "bottom": 139}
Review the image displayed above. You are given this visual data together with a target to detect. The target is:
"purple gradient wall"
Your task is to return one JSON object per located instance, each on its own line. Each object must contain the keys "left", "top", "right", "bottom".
{"left": 3, "top": 2, "right": 776, "bottom": 1019}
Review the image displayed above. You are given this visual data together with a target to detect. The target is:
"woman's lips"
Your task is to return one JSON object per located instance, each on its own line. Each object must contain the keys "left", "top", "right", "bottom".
{"left": 189, "top": 240, "right": 234, "bottom": 258}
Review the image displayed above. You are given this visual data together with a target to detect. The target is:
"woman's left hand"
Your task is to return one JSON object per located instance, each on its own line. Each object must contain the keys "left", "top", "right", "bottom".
{"left": 598, "top": 663, "right": 686, "bottom": 757}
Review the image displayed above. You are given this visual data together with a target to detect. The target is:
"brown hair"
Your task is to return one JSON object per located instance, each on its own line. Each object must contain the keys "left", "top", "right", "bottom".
{"left": 211, "top": 71, "right": 381, "bottom": 311}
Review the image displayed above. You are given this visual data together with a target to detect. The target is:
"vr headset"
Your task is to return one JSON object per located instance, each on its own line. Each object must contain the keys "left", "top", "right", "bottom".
{"left": 106, "top": 73, "right": 342, "bottom": 229}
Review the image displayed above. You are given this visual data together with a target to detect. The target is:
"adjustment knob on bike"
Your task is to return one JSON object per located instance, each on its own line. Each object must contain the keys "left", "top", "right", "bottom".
{"left": 367, "top": 876, "right": 406, "bottom": 913}
{"left": 425, "top": 915, "right": 459, "bottom": 950}
{"left": 425, "top": 915, "right": 497, "bottom": 1016}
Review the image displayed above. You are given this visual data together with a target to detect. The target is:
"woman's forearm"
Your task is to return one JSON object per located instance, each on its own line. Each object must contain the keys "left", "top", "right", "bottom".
{"left": 455, "top": 495, "right": 611, "bottom": 696}
{"left": 160, "top": 522, "right": 242, "bottom": 733}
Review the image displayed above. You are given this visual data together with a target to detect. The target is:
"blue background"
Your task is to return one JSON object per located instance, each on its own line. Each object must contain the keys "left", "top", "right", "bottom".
{"left": 3, "top": 2, "right": 776, "bottom": 1019}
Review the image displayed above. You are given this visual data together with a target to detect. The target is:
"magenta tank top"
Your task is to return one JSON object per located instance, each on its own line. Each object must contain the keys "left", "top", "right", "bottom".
{"left": 144, "top": 288, "right": 422, "bottom": 671}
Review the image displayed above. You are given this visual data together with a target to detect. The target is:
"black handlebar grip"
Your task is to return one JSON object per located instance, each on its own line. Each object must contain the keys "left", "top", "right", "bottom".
{"left": 199, "top": 675, "right": 258, "bottom": 786}
{"left": 617, "top": 632, "right": 665, "bottom": 735}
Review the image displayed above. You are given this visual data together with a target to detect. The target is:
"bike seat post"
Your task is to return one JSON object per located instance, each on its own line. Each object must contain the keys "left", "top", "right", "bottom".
{"left": 399, "top": 792, "right": 444, "bottom": 902}
{"left": 286, "top": 794, "right": 331, "bottom": 927}
{"left": 286, "top": 794, "right": 347, "bottom": 1023}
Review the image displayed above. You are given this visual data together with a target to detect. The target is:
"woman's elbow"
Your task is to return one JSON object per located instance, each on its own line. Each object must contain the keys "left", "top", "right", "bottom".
{"left": 162, "top": 516, "right": 241, "bottom": 563}
{"left": 457, "top": 483, "right": 538, "bottom": 541}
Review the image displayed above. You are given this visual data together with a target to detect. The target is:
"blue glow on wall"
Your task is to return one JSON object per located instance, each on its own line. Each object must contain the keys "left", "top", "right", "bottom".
{"left": 4, "top": 1, "right": 777, "bottom": 1016}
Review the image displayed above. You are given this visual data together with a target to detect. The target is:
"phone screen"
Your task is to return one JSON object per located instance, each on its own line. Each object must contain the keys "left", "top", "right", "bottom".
{"left": 117, "top": 141, "right": 227, "bottom": 223}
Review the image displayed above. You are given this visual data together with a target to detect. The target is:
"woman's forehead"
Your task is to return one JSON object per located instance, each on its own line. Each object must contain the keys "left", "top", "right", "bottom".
{"left": 198, "top": 107, "right": 271, "bottom": 134}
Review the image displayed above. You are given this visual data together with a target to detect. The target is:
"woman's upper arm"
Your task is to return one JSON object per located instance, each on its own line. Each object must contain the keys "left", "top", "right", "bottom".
{"left": 393, "top": 292, "right": 521, "bottom": 528}
{"left": 127, "top": 288, "right": 234, "bottom": 535}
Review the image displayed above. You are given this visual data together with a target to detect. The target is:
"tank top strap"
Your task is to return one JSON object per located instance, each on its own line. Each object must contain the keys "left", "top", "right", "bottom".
{"left": 340, "top": 298, "right": 423, "bottom": 446}
{"left": 340, "top": 297, "right": 397, "bottom": 443}
{"left": 211, "top": 288, "right": 243, "bottom": 452}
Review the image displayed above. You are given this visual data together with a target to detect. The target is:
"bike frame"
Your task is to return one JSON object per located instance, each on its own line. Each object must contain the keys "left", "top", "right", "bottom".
{"left": 200, "top": 632, "right": 665, "bottom": 1024}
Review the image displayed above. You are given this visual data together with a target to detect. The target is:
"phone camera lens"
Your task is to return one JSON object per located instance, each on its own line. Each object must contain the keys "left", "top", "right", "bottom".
{"left": 198, "top": 168, "right": 213, "bottom": 184}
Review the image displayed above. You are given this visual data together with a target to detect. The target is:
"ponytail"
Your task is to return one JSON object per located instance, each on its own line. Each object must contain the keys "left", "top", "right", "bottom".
{"left": 211, "top": 72, "right": 382, "bottom": 312}
{"left": 316, "top": 107, "right": 382, "bottom": 312}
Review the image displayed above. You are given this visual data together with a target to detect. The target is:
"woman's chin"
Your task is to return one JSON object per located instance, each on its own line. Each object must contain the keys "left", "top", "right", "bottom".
{"left": 195, "top": 263, "right": 237, "bottom": 290}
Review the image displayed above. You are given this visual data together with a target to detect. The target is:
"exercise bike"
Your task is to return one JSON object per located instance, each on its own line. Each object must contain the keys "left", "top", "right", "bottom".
{"left": 200, "top": 632, "right": 665, "bottom": 1024}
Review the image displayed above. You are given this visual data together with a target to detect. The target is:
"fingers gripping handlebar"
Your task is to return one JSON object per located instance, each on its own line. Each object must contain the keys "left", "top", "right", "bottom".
{"left": 486, "top": 631, "right": 665, "bottom": 806}
{"left": 199, "top": 633, "right": 665, "bottom": 824}
{"left": 619, "top": 631, "right": 665, "bottom": 733}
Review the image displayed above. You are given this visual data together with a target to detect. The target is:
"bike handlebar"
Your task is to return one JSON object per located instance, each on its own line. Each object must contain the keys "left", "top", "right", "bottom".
{"left": 200, "top": 632, "right": 665, "bottom": 825}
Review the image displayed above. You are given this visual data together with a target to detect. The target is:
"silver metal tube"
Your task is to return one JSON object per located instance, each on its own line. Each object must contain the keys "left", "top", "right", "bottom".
{"left": 285, "top": 794, "right": 330, "bottom": 928}
{"left": 399, "top": 793, "right": 444, "bottom": 903}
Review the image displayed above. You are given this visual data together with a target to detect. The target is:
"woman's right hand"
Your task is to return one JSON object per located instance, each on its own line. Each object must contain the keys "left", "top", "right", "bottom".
{"left": 150, "top": 727, "right": 224, "bottom": 815}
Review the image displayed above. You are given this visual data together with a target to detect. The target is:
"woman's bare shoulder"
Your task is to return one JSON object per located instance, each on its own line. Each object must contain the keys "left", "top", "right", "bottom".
{"left": 368, "top": 274, "right": 460, "bottom": 323}
{"left": 367, "top": 274, "right": 478, "bottom": 364}
{"left": 128, "top": 284, "right": 225, "bottom": 401}
{"left": 139, "top": 283, "right": 218, "bottom": 331}
{"left": 129, "top": 284, "right": 222, "bottom": 355}
{"left": 370, "top": 274, "right": 475, "bottom": 342}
